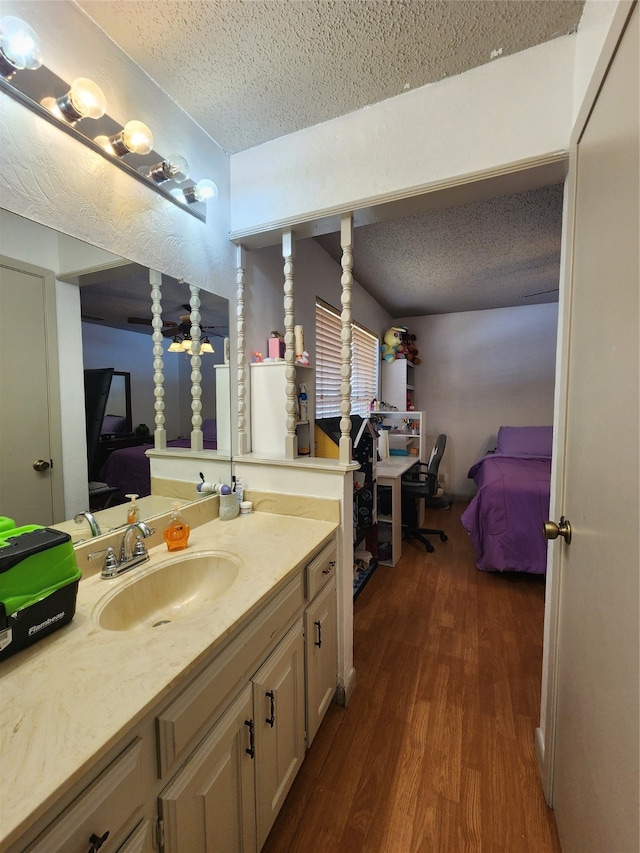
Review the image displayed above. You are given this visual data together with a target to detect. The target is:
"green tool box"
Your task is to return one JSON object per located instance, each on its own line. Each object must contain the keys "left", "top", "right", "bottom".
{"left": 0, "top": 520, "right": 82, "bottom": 662}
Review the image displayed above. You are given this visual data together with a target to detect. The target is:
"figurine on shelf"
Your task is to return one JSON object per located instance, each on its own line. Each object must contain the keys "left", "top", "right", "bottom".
{"left": 252, "top": 351, "right": 262, "bottom": 363}
{"left": 295, "top": 350, "right": 310, "bottom": 366}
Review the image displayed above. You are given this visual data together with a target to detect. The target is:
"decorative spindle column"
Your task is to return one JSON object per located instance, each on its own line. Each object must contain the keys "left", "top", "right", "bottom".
{"left": 339, "top": 214, "right": 353, "bottom": 464}
{"left": 282, "top": 230, "right": 298, "bottom": 459}
{"left": 150, "top": 268, "right": 166, "bottom": 449}
{"left": 189, "top": 282, "right": 203, "bottom": 451}
{"left": 236, "top": 245, "right": 249, "bottom": 455}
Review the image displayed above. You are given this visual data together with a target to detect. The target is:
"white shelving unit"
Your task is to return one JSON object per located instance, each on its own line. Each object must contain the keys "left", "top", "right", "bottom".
{"left": 380, "top": 358, "right": 416, "bottom": 412}
{"left": 374, "top": 410, "right": 426, "bottom": 463}
{"left": 250, "top": 362, "right": 314, "bottom": 457}
{"left": 372, "top": 411, "right": 427, "bottom": 565}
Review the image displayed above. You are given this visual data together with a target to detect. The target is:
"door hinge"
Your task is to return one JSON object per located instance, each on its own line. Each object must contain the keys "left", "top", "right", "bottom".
{"left": 155, "top": 817, "right": 164, "bottom": 850}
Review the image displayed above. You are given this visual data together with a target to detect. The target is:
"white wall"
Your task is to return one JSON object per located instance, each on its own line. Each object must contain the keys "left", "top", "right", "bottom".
{"left": 245, "top": 237, "right": 392, "bottom": 357}
{"left": 396, "top": 303, "right": 558, "bottom": 497}
{"left": 230, "top": 37, "right": 575, "bottom": 236}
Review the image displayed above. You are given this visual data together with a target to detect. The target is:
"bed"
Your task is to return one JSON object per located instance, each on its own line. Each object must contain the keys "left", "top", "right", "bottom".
{"left": 460, "top": 425, "right": 552, "bottom": 574}
{"left": 99, "top": 419, "right": 217, "bottom": 499}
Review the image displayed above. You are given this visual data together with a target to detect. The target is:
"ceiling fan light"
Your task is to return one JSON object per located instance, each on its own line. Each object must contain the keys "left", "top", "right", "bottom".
{"left": 167, "top": 336, "right": 184, "bottom": 352}
{"left": 200, "top": 337, "right": 214, "bottom": 354}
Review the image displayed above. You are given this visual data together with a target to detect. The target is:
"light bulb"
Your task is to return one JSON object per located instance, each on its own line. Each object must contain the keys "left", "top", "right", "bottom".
{"left": 183, "top": 178, "right": 218, "bottom": 204}
{"left": 122, "top": 120, "right": 153, "bottom": 155}
{"left": 0, "top": 16, "right": 43, "bottom": 79}
{"left": 139, "top": 153, "right": 189, "bottom": 185}
{"left": 103, "top": 120, "right": 153, "bottom": 157}
{"left": 44, "top": 77, "right": 107, "bottom": 123}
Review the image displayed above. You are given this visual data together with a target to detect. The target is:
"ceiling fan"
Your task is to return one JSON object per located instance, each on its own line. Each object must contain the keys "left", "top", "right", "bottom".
{"left": 128, "top": 305, "right": 227, "bottom": 354}
{"left": 127, "top": 305, "right": 227, "bottom": 338}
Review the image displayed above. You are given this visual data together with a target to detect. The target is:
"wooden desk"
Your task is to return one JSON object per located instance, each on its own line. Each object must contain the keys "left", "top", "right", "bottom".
{"left": 376, "top": 456, "right": 417, "bottom": 566}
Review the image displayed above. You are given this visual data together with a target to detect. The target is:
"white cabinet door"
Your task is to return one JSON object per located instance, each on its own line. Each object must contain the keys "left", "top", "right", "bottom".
{"left": 305, "top": 577, "right": 338, "bottom": 746}
{"left": 252, "top": 620, "right": 305, "bottom": 849}
{"left": 159, "top": 684, "right": 257, "bottom": 853}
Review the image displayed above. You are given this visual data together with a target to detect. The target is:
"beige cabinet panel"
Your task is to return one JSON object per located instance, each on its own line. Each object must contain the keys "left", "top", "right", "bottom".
{"left": 253, "top": 620, "right": 305, "bottom": 849}
{"left": 305, "top": 577, "right": 338, "bottom": 746}
{"left": 159, "top": 684, "right": 257, "bottom": 853}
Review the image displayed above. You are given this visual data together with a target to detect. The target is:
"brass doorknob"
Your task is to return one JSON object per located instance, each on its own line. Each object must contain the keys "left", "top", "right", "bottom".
{"left": 543, "top": 516, "right": 572, "bottom": 544}
{"left": 33, "top": 459, "right": 50, "bottom": 472}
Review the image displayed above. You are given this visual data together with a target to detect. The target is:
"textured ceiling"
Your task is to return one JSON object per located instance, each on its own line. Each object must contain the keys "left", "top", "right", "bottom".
{"left": 73, "top": 0, "right": 582, "bottom": 317}
{"left": 315, "top": 183, "right": 564, "bottom": 316}
{"left": 77, "top": 0, "right": 584, "bottom": 155}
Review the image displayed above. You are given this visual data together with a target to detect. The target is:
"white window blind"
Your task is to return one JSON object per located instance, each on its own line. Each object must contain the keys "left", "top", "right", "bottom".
{"left": 315, "top": 300, "right": 379, "bottom": 418}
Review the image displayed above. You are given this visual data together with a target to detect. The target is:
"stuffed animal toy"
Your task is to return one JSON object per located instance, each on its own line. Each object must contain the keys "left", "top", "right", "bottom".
{"left": 399, "top": 330, "right": 421, "bottom": 365}
{"left": 381, "top": 326, "right": 406, "bottom": 362}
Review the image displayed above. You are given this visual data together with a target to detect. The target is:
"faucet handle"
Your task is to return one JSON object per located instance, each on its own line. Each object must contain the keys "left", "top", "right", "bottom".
{"left": 88, "top": 546, "right": 119, "bottom": 577}
{"left": 132, "top": 533, "right": 150, "bottom": 558}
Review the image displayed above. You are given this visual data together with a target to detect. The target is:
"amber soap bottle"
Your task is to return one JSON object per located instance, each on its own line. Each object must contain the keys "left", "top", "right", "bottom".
{"left": 163, "top": 503, "right": 190, "bottom": 551}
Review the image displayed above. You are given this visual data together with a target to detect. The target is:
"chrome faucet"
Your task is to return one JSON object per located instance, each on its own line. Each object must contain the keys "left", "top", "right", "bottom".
{"left": 89, "top": 521, "right": 154, "bottom": 579}
{"left": 120, "top": 520, "right": 154, "bottom": 564}
{"left": 74, "top": 510, "right": 101, "bottom": 537}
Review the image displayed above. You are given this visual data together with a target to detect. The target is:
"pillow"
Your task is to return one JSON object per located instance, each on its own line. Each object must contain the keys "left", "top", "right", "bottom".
{"left": 495, "top": 425, "right": 553, "bottom": 457}
{"left": 101, "top": 414, "right": 127, "bottom": 434}
{"left": 202, "top": 418, "right": 217, "bottom": 441}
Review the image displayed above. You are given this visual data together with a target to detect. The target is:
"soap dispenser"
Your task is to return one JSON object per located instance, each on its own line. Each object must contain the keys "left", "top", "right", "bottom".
{"left": 125, "top": 494, "right": 139, "bottom": 524}
{"left": 163, "top": 503, "right": 190, "bottom": 552}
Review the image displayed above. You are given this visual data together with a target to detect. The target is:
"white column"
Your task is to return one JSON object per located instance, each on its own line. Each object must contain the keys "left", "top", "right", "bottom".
{"left": 150, "top": 268, "right": 166, "bottom": 450}
{"left": 189, "top": 282, "right": 203, "bottom": 451}
{"left": 236, "top": 245, "right": 249, "bottom": 455}
{"left": 339, "top": 214, "right": 353, "bottom": 464}
{"left": 283, "top": 230, "right": 298, "bottom": 459}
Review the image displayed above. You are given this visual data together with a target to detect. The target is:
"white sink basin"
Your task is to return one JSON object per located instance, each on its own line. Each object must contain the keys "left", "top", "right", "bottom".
{"left": 94, "top": 551, "right": 242, "bottom": 631}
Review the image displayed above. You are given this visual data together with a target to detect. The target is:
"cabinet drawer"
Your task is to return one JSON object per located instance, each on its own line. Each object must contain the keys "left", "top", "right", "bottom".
{"left": 156, "top": 570, "right": 304, "bottom": 778}
{"left": 25, "top": 739, "right": 144, "bottom": 853}
{"left": 306, "top": 539, "right": 337, "bottom": 600}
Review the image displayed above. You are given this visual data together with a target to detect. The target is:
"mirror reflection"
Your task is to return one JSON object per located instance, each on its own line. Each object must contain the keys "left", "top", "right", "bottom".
{"left": 0, "top": 208, "right": 231, "bottom": 544}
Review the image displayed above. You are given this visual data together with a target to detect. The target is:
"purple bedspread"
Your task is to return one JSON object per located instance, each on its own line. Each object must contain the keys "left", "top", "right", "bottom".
{"left": 460, "top": 454, "right": 551, "bottom": 574}
{"left": 100, "top": 438, "right": 216, "bottom": 498}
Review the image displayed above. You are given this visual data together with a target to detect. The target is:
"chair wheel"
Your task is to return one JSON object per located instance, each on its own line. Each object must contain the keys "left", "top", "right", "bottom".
{"left": 440, "top": 533, "right": 448, "bottom": 542}
{"left": 425, "top": 541, "right": 434, "bottom": 553}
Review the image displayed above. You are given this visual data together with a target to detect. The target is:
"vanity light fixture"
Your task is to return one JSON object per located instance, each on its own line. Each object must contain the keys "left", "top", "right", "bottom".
{"left": 0, "top": 16, "right": 42, "bottom": 80}
{"left": 41, "top": 77, "right": 106, "bottom": 123}
{"left": 0, "top": 14, "right": 213, "bottom": 222}
{"left": 183, "top": 178, "right": 218, "bottom": 204}
{"left": 139, "top": 153, "right": 189, "bottom": 185}
{"left": 95, "top": 119, "right": 153, "bottom": 157}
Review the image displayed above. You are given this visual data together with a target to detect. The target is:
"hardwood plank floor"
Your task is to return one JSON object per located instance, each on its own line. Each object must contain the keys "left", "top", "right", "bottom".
{"left": 263, "top": 501, "right": 561, "bottom": 853}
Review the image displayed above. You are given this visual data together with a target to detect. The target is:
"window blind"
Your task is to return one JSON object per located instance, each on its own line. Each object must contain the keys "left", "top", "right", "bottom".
{"left": 315, "top": 300, "right": 379, "bottom": 418}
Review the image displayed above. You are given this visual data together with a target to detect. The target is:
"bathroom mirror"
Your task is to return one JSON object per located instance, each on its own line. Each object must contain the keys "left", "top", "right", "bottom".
{"left": 0, "top": 208, "right": 232, "bottom": 541}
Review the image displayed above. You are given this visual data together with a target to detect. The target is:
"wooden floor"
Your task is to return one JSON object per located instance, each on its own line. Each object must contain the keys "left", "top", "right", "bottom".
{"left": 263, "top": 501, "right": 562, "bottom": 853}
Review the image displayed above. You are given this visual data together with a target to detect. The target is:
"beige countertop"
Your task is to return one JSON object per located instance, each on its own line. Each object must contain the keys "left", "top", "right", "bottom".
{"left": 0, "top": 510, "right": 337, "bottom": 849}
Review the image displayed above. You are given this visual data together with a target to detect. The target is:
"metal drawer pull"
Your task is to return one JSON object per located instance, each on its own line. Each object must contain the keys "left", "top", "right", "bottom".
{"left": 322, "top": 560, "right": 336, "bottom": 575}
{"left": 244, "top": 719, "right": 255, "bottom": 757}
{"left": 265, "top": 690, "right": 275, "bottom": 727}
{"left": 314, "top": 619, "right": 322, "bottom": 648}
{"left": 88, "top": 831, "right": 110, "bottom": 853}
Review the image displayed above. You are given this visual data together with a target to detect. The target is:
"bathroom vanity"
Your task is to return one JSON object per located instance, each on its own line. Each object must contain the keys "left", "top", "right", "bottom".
{"left": 0, "top": 511, "right": 338, "bottom": 853}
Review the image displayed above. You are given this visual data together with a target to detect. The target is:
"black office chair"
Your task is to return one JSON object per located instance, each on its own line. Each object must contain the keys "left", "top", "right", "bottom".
{"left": 400, "top": 433, "right": 451, "bottom": 553}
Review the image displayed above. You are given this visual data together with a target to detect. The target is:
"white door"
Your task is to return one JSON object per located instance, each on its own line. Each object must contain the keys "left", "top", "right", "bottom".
{"left": 546, "top": 8, "right": 639, "bottom": 852}
{"left": 0, "top": 259, "right": 64, "bottom": 526}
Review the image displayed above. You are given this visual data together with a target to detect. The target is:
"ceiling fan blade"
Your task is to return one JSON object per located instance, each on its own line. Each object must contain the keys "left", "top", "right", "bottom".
{"left": 127, "top": 316, "right": 179, "bottom": 328}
